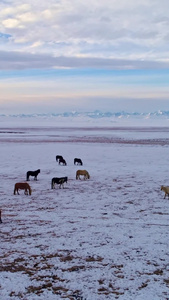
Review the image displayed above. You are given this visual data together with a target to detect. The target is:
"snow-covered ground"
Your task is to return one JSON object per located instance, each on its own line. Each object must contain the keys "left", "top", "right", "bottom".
{"left": 0, "top": 122, "right": 169, "bottom": 300}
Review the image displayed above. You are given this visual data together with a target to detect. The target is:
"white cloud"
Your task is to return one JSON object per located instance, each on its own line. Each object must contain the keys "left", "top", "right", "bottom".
{"left": 2, "top": 18, "right": 21, "bottom": 29}
{"left": 0, "top": 1, "right": 169, "bottom": 68}
{"left": 18, "top": 12, "right": 37, "bottom": 23}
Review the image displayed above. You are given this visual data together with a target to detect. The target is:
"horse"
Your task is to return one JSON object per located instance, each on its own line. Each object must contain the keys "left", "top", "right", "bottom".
{"left": 26, "top": 169, "right": 40, "bottom": 181}
{"left": 0, "top": 210, "right": 2, "bottom": 223}
{"left": 56, "top": 155, "right": 63, "bottom": 162}
{"left": 51, "top": 177, "right": 68, "bottom": 189}
{"left": 59, "top": 158, "right": 67, "bottom": 166}
{"left": 161, "top": 185, "right": 169, "bottom": 199}
{"left": 14, "top": 182, "right": 32, "bottom": 195}
{"left": 74, "top": 158, "right": 83, "bottom": 165}
{"left": 76, "top": 170, "right": 90, "bottom": 180}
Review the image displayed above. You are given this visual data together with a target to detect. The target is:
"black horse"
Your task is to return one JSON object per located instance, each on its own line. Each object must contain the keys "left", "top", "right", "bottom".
{"left": 51, "top": 176, "right": 68, "bottom": 189}
{"left": 74, "top": 158, "right": 83, "bottom": 165}
{"left": 26, "top": 169, "right": 40, "bottom": 181}
{"left": 56, "top": 155, "right": 63, "bottom": 162}
{"left": 59, "top": 158, "right": 67, "bottom": 165}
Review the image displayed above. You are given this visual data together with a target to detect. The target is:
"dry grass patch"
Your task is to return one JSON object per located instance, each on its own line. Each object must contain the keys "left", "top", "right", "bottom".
{"left": 62, "top": 265, "right": 86, "bottom": 272}
{"left": 86, "top": 255, "right": 103, "bottom": 262}
{"left": 60, "top": 254, "right": 74, "bottom": 262}
{"left": 138, "top": 281, "right": 149, "bottom": 290}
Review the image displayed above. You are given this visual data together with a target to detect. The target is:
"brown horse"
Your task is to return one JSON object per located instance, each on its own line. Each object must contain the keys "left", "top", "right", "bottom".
{"left": 76, "top": 170, "right": 90, "bottom": 180}
{"left": 14, "top": 182, "right": 32, "bottom": 195}
{"left": 161, "top": 185, "right": 169, "bottom": 199}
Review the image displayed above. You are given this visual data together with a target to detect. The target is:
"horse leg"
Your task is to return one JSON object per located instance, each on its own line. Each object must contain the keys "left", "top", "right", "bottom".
{"left": 25, "top": 189, "right": 28, "bottom": 195}
{"left": 17, "top": 189, "right": 20, "bottom": 195}
{"left": 0, "top": 210, "right": 2, "bottom": 223}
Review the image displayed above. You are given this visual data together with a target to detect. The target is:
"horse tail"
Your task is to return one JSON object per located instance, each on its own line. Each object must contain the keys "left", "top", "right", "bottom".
{"left": 26, "top": 172, "right": 29, "bottom": 181}
{"left": 14, "top": 185, "right": 16, "bottom": 195}
{"left": 76, "top": 172, "right": 78, "bottom": 180}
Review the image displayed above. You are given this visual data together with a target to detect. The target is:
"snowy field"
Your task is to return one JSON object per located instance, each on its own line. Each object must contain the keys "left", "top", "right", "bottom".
{"left": 0, "top": 123, "right": 169, "bottom": 300}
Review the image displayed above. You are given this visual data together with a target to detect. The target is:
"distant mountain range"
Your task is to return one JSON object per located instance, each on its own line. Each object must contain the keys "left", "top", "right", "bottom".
{"left": 0, "top": 110, "right": 169, "bottom": 119}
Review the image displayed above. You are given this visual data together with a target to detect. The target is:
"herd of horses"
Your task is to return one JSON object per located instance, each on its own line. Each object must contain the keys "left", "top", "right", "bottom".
{"left": 0, "top": 153, "right": 167, "bottom": 223}
{"left": 13, "top": 156, "right": 90, "bottom": 196}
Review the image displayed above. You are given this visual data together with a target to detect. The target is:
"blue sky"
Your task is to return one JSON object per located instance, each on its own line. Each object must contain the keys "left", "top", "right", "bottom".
{"left": 0, "top": 0, "right": 169, "bottom": 114}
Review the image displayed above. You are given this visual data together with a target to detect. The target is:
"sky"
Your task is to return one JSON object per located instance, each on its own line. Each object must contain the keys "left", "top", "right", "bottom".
{"left": 0, "top": 0, "right": 169, "bottom": 114}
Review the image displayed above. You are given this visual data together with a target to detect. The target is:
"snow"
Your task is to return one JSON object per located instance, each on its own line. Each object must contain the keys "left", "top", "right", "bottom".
{"left": 0, "top": 120, "right": 169, "bottom": 299}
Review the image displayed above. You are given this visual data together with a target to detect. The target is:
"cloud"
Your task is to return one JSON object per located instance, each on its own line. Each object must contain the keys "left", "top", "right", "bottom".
{"left": 0, "top": 50, "right": 169, "bottom": 71}
{"left": 0, "top": 0, "right": 169, "bottom": 64}
{"left": 2, "top": 18, "right": 21, "bottom": 28}
{"left": 0, "top": 0, "right": 169, "bottom": 116}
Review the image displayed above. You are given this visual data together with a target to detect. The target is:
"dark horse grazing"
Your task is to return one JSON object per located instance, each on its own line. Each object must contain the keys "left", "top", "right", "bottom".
{"left": 51, "top": 177, "right": 68, "bottom": 189}
{"left": 56, "top": 155, "right": 63, "bottom": 162}
{"left": 74, "top": 158, "right": 83, "bottom": 165}
{"left": 26, "top": 169, "right": 40, "bottom": 181}
{"left": 59, "top": 158, "right": 67, "bottom": 166}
